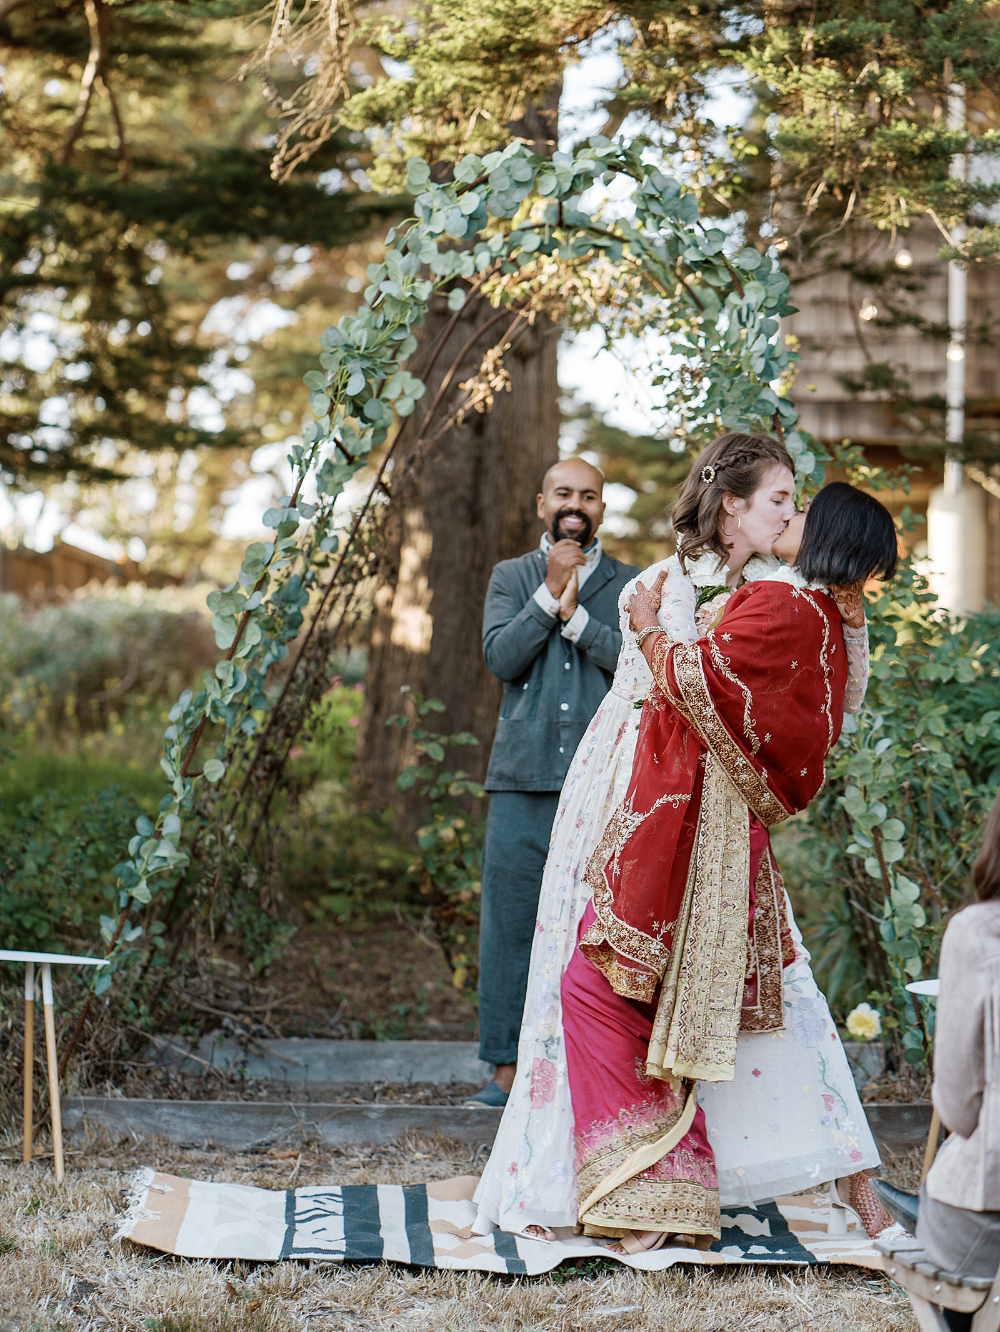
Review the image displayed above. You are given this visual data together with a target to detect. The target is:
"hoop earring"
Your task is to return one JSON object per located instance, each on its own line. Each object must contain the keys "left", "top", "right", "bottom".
{"left": 736, "top": 515, "right": 741, "bottom": 530}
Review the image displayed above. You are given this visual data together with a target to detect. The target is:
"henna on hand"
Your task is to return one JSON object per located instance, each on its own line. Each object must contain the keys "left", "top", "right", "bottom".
{"left": 627, "top": 569, "right": 668, "bottom": 633}
{"left": 830, "top": 579, "right": 866, "bottom": 629}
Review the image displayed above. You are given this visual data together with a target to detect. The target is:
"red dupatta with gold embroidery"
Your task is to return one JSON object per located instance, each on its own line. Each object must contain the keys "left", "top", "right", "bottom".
{"left": 581, "top": 578, "right": 847, "bottom": 1082}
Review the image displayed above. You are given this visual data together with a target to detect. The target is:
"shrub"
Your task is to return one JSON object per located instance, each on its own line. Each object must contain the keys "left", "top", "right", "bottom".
{"left": 0, "top": 586, "right": 217, "bottom": 738}
{"left": 792, "top": 564, "right": 1000, "bottom": 1065}
{"left": 0, "top": 784, "right": 151, "bottom": 951}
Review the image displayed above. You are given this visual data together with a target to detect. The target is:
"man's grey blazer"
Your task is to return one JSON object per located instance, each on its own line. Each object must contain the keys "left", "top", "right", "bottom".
{"left": 482, "top": 546, "right": 641, "bottom": 793}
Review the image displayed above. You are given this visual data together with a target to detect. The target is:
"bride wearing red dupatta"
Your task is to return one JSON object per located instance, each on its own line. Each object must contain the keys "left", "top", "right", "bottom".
{"left": 561, "top": 483, "right": 898, "bottom": 1250}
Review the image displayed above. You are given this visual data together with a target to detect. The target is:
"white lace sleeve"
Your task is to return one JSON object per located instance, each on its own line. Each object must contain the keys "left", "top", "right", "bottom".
{"left": 654, "top": 555, "right": 697, "bottom": 644}
{"left": 842, "top": 621, "right": 870, "bottom": 714}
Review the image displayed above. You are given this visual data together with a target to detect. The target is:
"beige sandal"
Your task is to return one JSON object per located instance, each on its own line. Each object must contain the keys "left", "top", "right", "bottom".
{"left": 609, "top": 1230, "right": 670, "bottom": 1255}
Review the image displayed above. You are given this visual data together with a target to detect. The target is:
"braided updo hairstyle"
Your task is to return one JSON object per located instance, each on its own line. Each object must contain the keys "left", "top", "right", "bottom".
{"left": 672, "top": 431, "right": 795, "bottom": 570}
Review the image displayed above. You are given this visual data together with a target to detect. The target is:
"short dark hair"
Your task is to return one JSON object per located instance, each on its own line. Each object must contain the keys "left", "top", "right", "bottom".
{"left": 796, "top": 482, "right": 898, "bottom": 586}
{"left": 672, "top": 432, "right": 795, "bottom": 569}
{"left": 974, "top": 787, "right": 1000, "bottom": 902}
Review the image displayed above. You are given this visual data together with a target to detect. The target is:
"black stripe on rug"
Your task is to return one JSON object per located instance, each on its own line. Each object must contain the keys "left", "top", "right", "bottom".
{"left": 713, "top": 1201, "right": 815, "bottom": 1263}
{"left": 280, "top": 1185, "right": 298, "bottom": 1259}
{"left": 402, "top": 1184, "right": 436, "bottom": 1268}
{"left": 342, "top": 1185, "right": 385, "bottom": 1262}
{"left": 491, "top": 1224, "right": 528, "bottom": 1275}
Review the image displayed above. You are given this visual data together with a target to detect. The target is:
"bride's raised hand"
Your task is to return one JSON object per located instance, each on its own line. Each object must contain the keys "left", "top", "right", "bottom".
{"left": 830, "top": 579, "right": 866, "bottom": 629}
{"left": 627, "top": 569, "right": 668, "bottom": 633}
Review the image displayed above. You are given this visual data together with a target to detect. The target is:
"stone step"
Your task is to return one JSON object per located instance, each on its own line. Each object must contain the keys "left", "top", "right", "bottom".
{"left": 147, "top": 1036, "right": 491, "bottom": 1096}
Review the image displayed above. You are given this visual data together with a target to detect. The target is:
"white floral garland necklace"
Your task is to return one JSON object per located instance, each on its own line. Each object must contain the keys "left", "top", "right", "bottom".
{"left": 682, "top": 551, "right": 826, "bottom": 594}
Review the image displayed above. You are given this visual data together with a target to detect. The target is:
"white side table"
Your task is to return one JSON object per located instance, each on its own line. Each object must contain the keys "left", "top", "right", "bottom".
{"left": 0, "top": 950, "right": 108, "bottom": 1182}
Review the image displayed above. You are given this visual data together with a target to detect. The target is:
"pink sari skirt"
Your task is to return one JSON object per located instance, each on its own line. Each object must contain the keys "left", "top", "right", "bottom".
{"left": 561, "top": 901, "right": 720, "bottom": 1239}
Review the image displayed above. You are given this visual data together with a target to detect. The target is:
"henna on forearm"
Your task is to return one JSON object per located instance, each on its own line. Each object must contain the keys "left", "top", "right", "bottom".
{"left": 830, "top": 579, "right": 866, "bottom": 629}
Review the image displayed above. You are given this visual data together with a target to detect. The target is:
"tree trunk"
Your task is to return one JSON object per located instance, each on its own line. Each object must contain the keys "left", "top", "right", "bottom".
{"left": 357, "top": 89, "right": 561, "bottom": 808}
{"left": 356, "top": 294, "right": 561, "bottom": 805}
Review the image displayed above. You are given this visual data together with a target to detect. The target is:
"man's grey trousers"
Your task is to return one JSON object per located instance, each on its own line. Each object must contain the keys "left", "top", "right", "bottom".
{"left": 477, "top": 790, "right": 560, "bottom": 1067}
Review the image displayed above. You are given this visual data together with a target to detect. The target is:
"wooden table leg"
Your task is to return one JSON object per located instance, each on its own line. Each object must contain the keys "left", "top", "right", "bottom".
{"left": 23, "top": 961, "right": 34, "bottom": 1164}
{"left": 40, "top": 963, "right": 64, "bottom": 1184}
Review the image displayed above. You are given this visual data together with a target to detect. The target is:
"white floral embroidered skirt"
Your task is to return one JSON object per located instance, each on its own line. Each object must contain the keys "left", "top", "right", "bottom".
{"left": 472, "top": 688, "right": 880, "bottom": 1238}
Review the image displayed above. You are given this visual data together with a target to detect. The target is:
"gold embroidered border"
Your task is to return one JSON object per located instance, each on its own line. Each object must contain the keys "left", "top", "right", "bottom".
{"left": 739, "top": 850, "right": 785, "bottom": 1034}
{"left": 581, "top": 1178, "right": 721, "bottom": 1239}
{"left": 578, "top": 1086, "right": 699, "bottom": 1223}
{"left": 645, "top": 753, "right": 751, "bottom": 1083}
{"left": 577, "top": 931, "right": 660, "bottom": 1004}
{"left": 647, "top": 634, "right": 688, "bottom": 715}
{"left": 707, "top": 628, "right": 760, "bottom": 754}
{"left": 798, "top": 589, "right": 835, "bottom": 754}
{"left": 581, "top": 801, "right": 672, "bottom": 996}
{"left": 672, "top": 645, "right": 789, "bottom": 827}
{"left": 776, "top": 865, "right": 796, "bottom": 967}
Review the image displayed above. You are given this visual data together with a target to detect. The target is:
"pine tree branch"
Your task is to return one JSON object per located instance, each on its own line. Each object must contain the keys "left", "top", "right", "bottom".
{"left": 56, "top": 0, "right": 130, "bottom": 180}
{"left": 101, "top": 68, "right": 132, "bottom": 184}
{"left": 58, "top": 0, "right": 104, "bottom": 168}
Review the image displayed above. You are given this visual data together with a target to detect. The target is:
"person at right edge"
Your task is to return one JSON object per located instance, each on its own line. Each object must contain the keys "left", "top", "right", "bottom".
{"left": 918, "top": 784, "right": 1000, "bottom": 1330}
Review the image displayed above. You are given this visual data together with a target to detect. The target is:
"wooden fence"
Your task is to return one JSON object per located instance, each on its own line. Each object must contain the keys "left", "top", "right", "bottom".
{"left": 0, "top": 541, "right": 175, "bottom": 601}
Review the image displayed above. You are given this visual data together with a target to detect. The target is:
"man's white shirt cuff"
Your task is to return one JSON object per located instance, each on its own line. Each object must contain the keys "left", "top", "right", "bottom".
{"left": 533, "top": 583, "right": 561, "bottom": 618}
{"left": 560, "top": 606, "right": 590, "bottom": 643}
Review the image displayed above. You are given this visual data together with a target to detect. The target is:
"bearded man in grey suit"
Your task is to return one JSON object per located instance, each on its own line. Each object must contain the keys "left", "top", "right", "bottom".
{"left": 466, "top": 458, "right": 640, "bottom": 1107}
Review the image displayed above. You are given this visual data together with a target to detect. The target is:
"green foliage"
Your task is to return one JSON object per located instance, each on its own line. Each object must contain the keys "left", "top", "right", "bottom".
{"left": 87, "top": 133, "right": 825, "bottom": 1000}
{"left": 341, "top": 0, "right": 572, "bottom": 179}
{"left": 0, "top": 783, "right": 152, "bottom": 952}
{"left": 738, "top": 3, "right": 1000, "bottom": 252}
{"left": 0, "top": 0, "right": 381, "bottom": 483}
{"left": 388, "top": 689, "right": 485, "bottom": 992}
{"left": 287, "top": 0, "right": 1000, "bottom": 266}
{"left": 0, "top": 588, "right": 217, "bottom": 737}
{"left": 316, "top": 0, "right": 1000, "bottom": 463}
{"left": 285, "top": 683, "right": 418, "bottom": 929}
{"left": 0, "top": 742, "right": 166, "bottom": 814}
{"left": 796, "top": 567, "right": 1000, "bottom": 1064}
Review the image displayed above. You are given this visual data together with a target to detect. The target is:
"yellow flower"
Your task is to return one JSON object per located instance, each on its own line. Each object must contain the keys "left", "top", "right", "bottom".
{"left": 846, "top": 1003, "right": 882, "bottom": 1041}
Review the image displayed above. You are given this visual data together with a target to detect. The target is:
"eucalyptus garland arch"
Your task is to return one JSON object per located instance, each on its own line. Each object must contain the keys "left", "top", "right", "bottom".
{"left": 84, "top": 135, "right": 825, "bottom": 1026}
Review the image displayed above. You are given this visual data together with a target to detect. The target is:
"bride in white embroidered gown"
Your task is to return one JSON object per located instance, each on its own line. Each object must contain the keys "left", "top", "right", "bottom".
{"left": 472, "top": 546, "right": 880, "bottom": 1240}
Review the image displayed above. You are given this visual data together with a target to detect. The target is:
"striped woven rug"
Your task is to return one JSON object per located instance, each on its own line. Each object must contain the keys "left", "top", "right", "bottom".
{"left": 119, "top": 1170, "right": 885, "bottom": 1273}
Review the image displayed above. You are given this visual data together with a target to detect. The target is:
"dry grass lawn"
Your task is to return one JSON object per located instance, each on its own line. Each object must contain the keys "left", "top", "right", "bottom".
{"left": 0, "top": 1132, "right": 919, "bottom": 1332}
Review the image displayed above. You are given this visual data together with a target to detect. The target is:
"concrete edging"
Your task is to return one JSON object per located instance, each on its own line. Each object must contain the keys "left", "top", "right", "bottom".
{"left": 64, "top": 1096, "right": 934, "bottom": 1155}
{"left": 64, "top": 1097, "right": 503, "bottom": 1149}
{"left": 146, "top": 1037, "right": 491, "bottom": 1099}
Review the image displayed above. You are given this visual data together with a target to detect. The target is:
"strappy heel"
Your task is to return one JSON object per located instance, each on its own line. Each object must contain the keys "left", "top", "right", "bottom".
{"left": 828, "top": 1174, "right": 906, "bottom": 1240}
